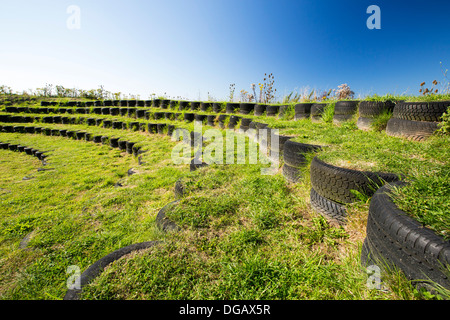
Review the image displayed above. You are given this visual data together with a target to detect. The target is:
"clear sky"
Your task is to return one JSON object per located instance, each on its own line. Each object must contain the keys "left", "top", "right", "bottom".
{"left": 1, "top": 0, "right": 449, "bottom": 101}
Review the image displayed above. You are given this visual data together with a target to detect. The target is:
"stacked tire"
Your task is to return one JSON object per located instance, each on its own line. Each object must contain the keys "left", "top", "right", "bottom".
{"left": 361, "top": 182, "right": 450, "bottom": 293}
{"left": 357, "top": 100, "right": 395, "bottom": 131}
{"left": 309, "top": 157, "right": 401, "bottom": 224}
{"left": 294, "top": 103, "right": 313, "bottom": 120}
{"left": 311, "top": 103, "right": 326, "bottom": 122}
{"left": 333, "top": 100, "right": 359, "bottom": 124}
{"left": 282, "top": 140, "right": 320, "bottom": 183}
{"left": 386, "top": 101, "right": 450, "bottom": 141}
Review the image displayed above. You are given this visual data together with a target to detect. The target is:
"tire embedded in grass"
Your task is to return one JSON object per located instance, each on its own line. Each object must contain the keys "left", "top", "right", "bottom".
{"left": 254, "top": 104, "right": 266, "bottom": 116}
{"left": 361, "top": 181, "right": 450, "bottom": 292}
{"left": 310, "top": 156, "right": 402, "bottom": 205}
{"left": 310, "top": 187, "right": 347, "bottom": 225}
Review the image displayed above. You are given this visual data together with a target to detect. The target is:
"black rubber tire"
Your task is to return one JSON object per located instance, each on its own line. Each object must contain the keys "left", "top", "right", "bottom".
{"left": 266, "top": 105, "right": 279, "bottom": 116}
{"left": 104, "top": 100, "right": 113, "bottom": 107}
{"left": 361, "top": 182, "right": 450, "bottom": 292}
{"left": 13, "top": 126, "right": 25, "bottom": 133}
{"left": 228, "top": 115, "right": 241, "bottom": 129}
{"left": 153, "top": 112, "right": 164, "bottom": 120}
{"left": 178, "top": 101, "right": 189, "bottom": 111}
{"left": 311, "top": 103, "right": 326, "bottom": 116}
{"left": 254, "top": 104, "right": 266, "bottom": 116}
{"left": 144, "top": 100, "right": 152, "bottom": 107}
{"left": 190, "top": 101, "right": 200, "bottom": 111}
{"left": 386, "top": 118, "right": 439, "bottom": 141}
{"left": 93, "top": 107, "right": 102, "bottom": 115}
{"left": 110, "top": 108, "right": 120, "bottom": 116}
{"left": 164, "top": 112, "right": 175, "bottom": 120}
{"left": 167, "top": 125, "right": 175, "bottom": 137}
{"left": 126, "top": 141, "right": 135, "bottom": 154}
{"left": 136, "top": 109, "right": 145, "bottom": 119}
{"left": 152, "top": 99, "right": 161, "bottom": 108}
{"left": 206, "top": 115, "right": 216, "bottom": 126}
{"left": 93, "top": 135, "right": 102, "bottom": 143}
{"left": 174, "top": 179, "right": 185, "bottom": 199}
{"left": 129, "top": 122, "right": 140, "bottom": 131}
{"left": 356, "top": 117, "right": 374, "bottom": 131}
{"left": 239, "top": 103, "right": 255, "bottom": 115}
{"left": 119, "top": 108, "right": 128, "bottom": 116}
{"left": 169, "top": 101, "right": 179, "bottom": 109}
{"left": 310, "top": 156, "right": 402, "bottom": 204}
{"left": 195, "top": 114, "right": 207, "bottom": 123}
{"left": 295, "top": 103, "right": 313, "bottom": 116}
{"left": 59, "top": 129, "right": 67, "bottom": 137}
{"left": 358, "top": 100, "right": 395, "bottom": 117}
{"left": 117, "top": 140, "right": 127, "bottom": 151}
{"left": 190, "top": 157, "right": 208, "bottom": 171}
{"left": 155, "top": 201, "right": 180, "bottom": 232}
{"left": 392, "top": 101, "right": 450, "bottom": 122}
{"left": 160, "top": 100, "right": 170, "bottom": 109}
{"left": 200, "top": 102, "right": 212, "bottom": 112}
{"left": 76, "top": 131, "right": 86, "bottom": 140}
{"left": 112, "top": 121, "right": 122, "bottom": 130}
{"left": 213, "top": 103, "right": 223, "bottom": 113}
{"left": 102, "top": 120, "right": 112, "bottom": 129}
{"left": 63, "top": 241, "right": 160, "bottom": 300}
{"left": 110, "top": 137, "right": 119, "bottom": 148}
{"left": 157, "top": 123, "right": 167, "bottom": 134}
{"left": 334, "top": 100, "right": 359, "bottom": 115}
{"left": 127, "top": 108, "right": 136, "bottom": 117}
{"left": 226, "top": 103, "right": 239, "bottom": 114}
{"left": 95, "top": 119, "right": 103, "bottom": 126}
{"left": 147, "top": 123, "right": 157, "bottom": 134}
{"left": 184, "top": 113, "right": 195, "bottom": 122}
{"left": 282, "top": 140, "right": 321, "bottom": 167}
{"left": 218, "top": 115, "right": 228, "bottom": 129}
{"left": 25, "top": 126, "right": 35, "bottom": 134}
{"left": 333, "top": 114, "right": 354, "bottom": 124}
{"left": 310, "top": 187, "right": 347, "bottom": 225}
{"left": 51, "top": 129, "right": 60, "bottom": 136}
{"left": 282, "top": 164, "right": 302, "bottom": 183}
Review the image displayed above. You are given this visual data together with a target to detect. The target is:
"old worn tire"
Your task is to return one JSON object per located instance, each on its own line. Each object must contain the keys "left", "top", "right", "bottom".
{"left": 310, "top": 156, "right": 402, "bottom": 204}
{"left": 361, "top": 182, "right": 450, "bottom": 292}
{"left": 310, "top": 187, "right": 347, "bottom": 225}
{"left": 358, "top": 100, "right": 395, "bottom": 117}
{"left": 393, "top": 101, "right": 450, "bottom": 122}
{"left": 282, "top": 140, "right": 321, "bottom": 167}
{"left": 386, "top": 118, "right": 439, "bottom": 141}
{"left": 334, "top": 100, "right": 359, "bottom": 115}
{"left": 282, "top": 164, "right": 302, "bottom": 183}
{"left": 356, "top": 117, "right": 374, "bottom": 131}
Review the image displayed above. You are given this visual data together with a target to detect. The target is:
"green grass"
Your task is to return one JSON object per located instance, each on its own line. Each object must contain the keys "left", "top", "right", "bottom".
{"left": 0, "top": 98, "right": 448, "bottom": 300}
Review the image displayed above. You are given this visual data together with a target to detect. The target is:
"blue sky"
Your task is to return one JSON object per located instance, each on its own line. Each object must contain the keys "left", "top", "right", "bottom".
{"left": 1, "top": 0, "right": 449, "bottom": 101}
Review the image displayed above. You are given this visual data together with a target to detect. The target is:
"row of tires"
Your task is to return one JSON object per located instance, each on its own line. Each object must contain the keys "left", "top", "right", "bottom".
{"left": 0, "top": 141, "right": 48, "bottom": 161}
{"left": 3, "top": 105, "right": 448, "bottom": 295}
{"left": 0, "top": 124, "right": 143, "bottom": 157}
{"left": 11, "top": 99, "right": 450, "bottom": 141}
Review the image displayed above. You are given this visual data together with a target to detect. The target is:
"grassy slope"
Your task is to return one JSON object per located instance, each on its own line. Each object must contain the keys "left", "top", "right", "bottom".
{"left": 0, "top": 98, "right": 448, "bottom": 299}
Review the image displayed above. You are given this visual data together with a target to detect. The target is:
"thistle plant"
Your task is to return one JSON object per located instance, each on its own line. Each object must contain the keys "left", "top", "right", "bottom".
{"left": 229, "top": 83, "right": 236, "bottom": 102}
{"left": 335, "top": 83, "right": 354, "bottom": 100}
{"left": 419, "top": 80, "right": 439, "bottom": 95}
{"left": 260, "top": 73, "right": 277, "bottom": 104}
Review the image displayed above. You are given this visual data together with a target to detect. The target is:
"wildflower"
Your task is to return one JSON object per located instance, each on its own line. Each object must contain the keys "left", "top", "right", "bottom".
{"left": 420, "top": 82, "right": 426, "bottom": 86}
